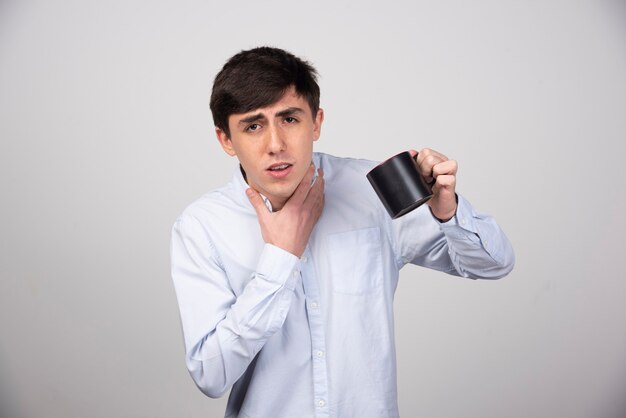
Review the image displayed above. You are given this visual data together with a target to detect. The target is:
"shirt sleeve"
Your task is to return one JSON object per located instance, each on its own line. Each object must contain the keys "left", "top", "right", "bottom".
{"left": 170, "top": 215, "right": 300, "bottom": 398}
{"left": 391, "top": 194, "right": 515, "bottom": 279}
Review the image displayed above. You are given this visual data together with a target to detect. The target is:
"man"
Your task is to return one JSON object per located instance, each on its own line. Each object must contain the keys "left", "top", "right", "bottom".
{"left": 171, "top": 46, "right": 514, "bottom": 418}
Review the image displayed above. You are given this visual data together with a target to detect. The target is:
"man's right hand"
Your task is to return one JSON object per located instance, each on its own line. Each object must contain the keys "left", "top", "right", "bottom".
{"left": 246, "top": 165, "right": 325, "bottom": 257}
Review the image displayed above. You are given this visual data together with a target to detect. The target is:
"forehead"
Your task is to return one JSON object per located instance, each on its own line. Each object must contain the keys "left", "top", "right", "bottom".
{"left": 229, "top": 87, "right": 312, "bottom": 122}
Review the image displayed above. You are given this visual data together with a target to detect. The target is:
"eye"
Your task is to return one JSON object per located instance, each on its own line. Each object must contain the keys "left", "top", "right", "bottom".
{"left": 284, "top": 116, "right": 298, "bottom": 124}
{"left": 245, "top": 123, "right": 261, "bottom": 132}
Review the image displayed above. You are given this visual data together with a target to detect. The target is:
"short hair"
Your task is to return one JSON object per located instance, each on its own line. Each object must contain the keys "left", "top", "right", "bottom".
{"left": 209, "top": 46, "right": 320, "bottom": 137}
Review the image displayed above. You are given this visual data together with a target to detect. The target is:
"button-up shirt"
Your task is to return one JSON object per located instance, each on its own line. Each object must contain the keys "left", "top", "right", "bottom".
{"left": 170, "top": 152, "right": 515, "bottom": 418}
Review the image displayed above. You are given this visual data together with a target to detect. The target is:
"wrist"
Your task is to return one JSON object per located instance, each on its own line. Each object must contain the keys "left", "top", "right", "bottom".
{"left": 431, "top": 209, "right": 456, "bottom": 223}
{"left": 428, "top": 194, "right": 458, "bottom": 223}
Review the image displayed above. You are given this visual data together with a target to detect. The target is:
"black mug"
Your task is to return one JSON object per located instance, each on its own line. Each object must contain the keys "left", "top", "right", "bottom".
{"left": 366, "top": 151, "right": 434, "bottom": 219}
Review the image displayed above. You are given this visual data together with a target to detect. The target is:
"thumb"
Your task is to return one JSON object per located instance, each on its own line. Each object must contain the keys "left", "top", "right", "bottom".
{"left": 246, "top": 188, "right": 268, "bottom": 217}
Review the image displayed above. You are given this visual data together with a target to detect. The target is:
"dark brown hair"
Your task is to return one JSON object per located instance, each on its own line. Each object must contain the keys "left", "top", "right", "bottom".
{"left": 209, "top": 47, "right": 320, "bottom": 137}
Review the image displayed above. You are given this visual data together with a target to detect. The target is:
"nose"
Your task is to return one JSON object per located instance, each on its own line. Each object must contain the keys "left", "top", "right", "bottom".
{"left": 266, "top": 124, "right": 286, "bottom": 155}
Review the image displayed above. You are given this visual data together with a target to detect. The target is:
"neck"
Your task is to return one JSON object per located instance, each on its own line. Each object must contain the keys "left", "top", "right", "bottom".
{"left": 240, "top": 164, "right": 287, "bottom": 212}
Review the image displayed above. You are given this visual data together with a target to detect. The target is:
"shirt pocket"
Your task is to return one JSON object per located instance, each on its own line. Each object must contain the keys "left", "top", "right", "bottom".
{"left": 326, "top": 227, "right": 384, "bottom": 295}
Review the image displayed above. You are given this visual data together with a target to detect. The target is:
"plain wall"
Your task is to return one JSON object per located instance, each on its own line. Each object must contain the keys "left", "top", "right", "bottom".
{"left": 1, "top": 0, "right": 625, "bottom": 417}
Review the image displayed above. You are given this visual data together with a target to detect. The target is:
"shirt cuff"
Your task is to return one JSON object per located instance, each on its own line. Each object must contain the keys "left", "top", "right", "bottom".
{"left": 439, "top": 194, "right": 480, "bottom": 238}
{"left": 255, "top": 243, "right": 301, "bottom": 291}
{"left": 438, "top": 194, "right": 506, "bottom": 265}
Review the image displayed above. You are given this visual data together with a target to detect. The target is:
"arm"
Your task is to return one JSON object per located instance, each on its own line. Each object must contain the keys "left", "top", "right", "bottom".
{"left": 170, "top": 166, "right": 324, "bottom": 398}
{"left": 392, "top": 149, "right": 514, "bottom": 279}
{"left": 171, "top": 218, "right": 300, "bottom": 398}
{"left": 434, "top": 194, "right": 515, "bottom": 279}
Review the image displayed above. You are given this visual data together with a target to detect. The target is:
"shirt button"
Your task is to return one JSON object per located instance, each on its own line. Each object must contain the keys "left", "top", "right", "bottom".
{"left": 460, "top": 218, "right": 466, "bottom": 225}
{"left": 317, "top": 399, "right": 326, "bottom": 407}
{"left": 293, "top": 270, "right": 299, "bottom": 277}
{"left": 309, "top": 302, "right": 318, "bottom": 310}
{"left": 300, "top": 256, "right": 308, "bottom": 262}
{"left": 315, "top": 350, "right": 324, "bottom": 358}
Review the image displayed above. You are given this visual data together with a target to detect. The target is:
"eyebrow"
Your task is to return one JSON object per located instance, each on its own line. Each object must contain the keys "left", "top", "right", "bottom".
{"left": 237, "top": 107, "right": 305, "bottom": 126}
{"left": 275, "top": 107, "right": 305, "bottom": 118}
{"left": 237, "top": 113, "right": 266, "bottom": 126}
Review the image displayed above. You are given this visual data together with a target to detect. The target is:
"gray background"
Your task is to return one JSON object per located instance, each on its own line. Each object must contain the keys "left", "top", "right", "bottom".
{"left": 1, "top": 0, "right": 625, "bottom": 417}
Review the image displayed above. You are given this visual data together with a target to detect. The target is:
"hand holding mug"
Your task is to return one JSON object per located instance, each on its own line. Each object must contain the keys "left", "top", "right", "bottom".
{"left": 410, "top": 148, "right": 457, "bottom": 222}
{"left": 367, "top": 148, "right": 457, "bottom": 221}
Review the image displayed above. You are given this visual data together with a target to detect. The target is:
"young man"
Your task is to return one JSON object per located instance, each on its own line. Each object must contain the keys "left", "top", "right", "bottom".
{"left": 171, "top": 47, "right": 514, "bottom": 418}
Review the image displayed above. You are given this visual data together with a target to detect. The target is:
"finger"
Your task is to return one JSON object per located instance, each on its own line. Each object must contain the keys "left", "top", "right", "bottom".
{"left": 310, "top": 166, "right": 320, "bottom": 187}
{"left": 312, "top": 168, "right": 324, "bottom": 191}
{"left": 415, "top": 149, "right": 448, "bottom": 180}
{"left": 246, "top": 188, "right": 269, "bottom": 218}
{"left": 418, "top": 156, "right": 445, "bottom": 182}
{"left": 304, "top": 168, "right": 324, "bottom": 207}
{"left": 311, "top": 188, "right": 325, "bottom": 223}
{"left": 432, "top": 174, "right": 456, "bottom": 191}
{"left": 307, "top": 170, "right": 325, "bottom": 222}
{"left": 432, "top": 160, "right": 458, "bottom": 179}
{"left": 430, "top": 175, "right": 456, "bottom": 213}
{"left": 415, "top": 148, "right": 448, "bottom": 167}
{"left": 408, "top": 149, "right": 418, "bottom": 159}
{"left": 286, "top": 164, "right": 316, "bottom": 206}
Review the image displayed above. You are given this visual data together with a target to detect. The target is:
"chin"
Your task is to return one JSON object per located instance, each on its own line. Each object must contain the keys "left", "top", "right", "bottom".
{"left": 274, "top": 186, "right": 298, "bottom": 200}
{"left": 259, "top": 175, "right": 303, "bottom": 202}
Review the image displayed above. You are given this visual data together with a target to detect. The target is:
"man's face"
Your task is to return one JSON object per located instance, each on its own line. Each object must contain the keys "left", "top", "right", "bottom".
{"left": 216, "top": 86, "right": 324, "bottom": 211}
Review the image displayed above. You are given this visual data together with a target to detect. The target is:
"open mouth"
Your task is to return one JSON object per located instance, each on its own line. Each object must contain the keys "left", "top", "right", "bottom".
{"left": 267, "top": 163, "right": 292, "bottom": 172}
{"left": 266, "top": 162, "right": 294, "bottom": 178}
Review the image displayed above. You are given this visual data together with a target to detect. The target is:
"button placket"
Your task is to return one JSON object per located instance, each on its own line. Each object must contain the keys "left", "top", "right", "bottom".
{"left": 300, "top": 250, "right": 330, "bottom": 416}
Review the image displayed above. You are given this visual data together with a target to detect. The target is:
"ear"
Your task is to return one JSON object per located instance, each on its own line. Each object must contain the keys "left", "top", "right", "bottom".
{"left": 312, "top": 108, "right": 324, "bottom": 142}
{"left": 216, "top": 127, "right": 236, "bottom": 156}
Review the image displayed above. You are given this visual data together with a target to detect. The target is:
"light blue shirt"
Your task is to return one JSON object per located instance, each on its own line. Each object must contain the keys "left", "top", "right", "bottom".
{"left": 170, "top": 152, "right": 514, "bottom": 418}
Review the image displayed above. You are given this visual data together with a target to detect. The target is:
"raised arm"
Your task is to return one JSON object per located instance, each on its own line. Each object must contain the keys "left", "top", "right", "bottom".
{"left": 392, "top": 148, "right": 514, "bottom": 279}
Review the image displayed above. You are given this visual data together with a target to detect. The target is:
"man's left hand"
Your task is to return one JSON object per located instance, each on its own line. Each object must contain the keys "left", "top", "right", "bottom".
{"left": 410, "top": 148, "right": 458, "bottom": 222}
